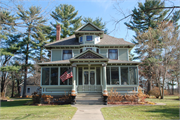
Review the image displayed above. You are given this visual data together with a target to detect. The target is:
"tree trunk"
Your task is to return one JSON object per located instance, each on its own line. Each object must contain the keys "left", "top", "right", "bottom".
{"left": 11, "top": 72, "right": 14, "bottom": 98}
{"left": 23, "top": 29, "right": 30, "bottom": 97}
{"left": 17, "top": 79, "right": 20, "bottom": 95}
{"left": 172, "top": 80, "right": 174, "bottom": 95}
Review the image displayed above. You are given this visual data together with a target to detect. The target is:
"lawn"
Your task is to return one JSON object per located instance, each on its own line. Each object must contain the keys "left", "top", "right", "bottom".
{"left": 0, "top": 98, "right": 77, "bottom": 120}
{"left": 101, "top": 96, "right": 179, "bottom": 120}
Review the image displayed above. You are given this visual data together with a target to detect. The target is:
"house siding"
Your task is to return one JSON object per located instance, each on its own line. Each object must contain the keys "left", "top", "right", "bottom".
{"left": 52, "top": 50, "right": 62, "bottom": 61}
{"left": 119, "top": 49, "right": 128, "bottom": 60}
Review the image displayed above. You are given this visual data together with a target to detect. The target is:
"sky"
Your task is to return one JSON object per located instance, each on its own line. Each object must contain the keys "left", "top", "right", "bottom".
{"left": 2, "top": 0, "right": 180, "bottom": 58}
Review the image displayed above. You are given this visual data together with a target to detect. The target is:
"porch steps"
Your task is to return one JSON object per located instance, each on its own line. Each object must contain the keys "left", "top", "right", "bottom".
{"left": 76, "top": 93, "right": 103, "bottom": 105}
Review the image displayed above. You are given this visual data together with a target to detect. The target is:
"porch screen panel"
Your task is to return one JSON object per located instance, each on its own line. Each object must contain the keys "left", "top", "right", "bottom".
{"left": 106, "top": 67, "right": 110, "bottom": 85}
{"left": 42, "top": 68, "right": 49, "bottom": 85}
{"left": 51, "top": 68, "right": 58, "bottom": 85}
{"left": 121, "top": 67, "right": 129, "bottom": 85}
{"left": 96, "top": 67, "right": 100, "bottom": 85}
{"left": 60, "top": 67, "right": 68, "bottom": 85}
{"left": 78, "top": 67, "right": 82, "bottom": 85}
{"left": 69, "top": 78, "right": 72, "bottom": 85}
{"left": 129, "top": 67, "right": 137, "bottom": 85}
{"left": 111, "top": 67, "right": 119, "bottom": 85}
{"left": 84, "top": 71, "right": 88, "bottom": 85}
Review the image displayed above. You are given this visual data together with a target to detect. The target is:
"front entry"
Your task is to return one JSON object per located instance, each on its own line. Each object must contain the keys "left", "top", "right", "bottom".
{"left": 77, "top": 67, "right": 102, "bottom": 92}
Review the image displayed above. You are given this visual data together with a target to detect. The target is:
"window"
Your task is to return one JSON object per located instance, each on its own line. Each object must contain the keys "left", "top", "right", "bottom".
{"left": 121, "top": 67, "right": 128, "bottom": 85}
{"left": 106, "top": 67, "right": 119, "bottom": 85}
{"left": 97, "top": 49, "right": 99, "bottom": 53}
{"left": 60, "top": 67, "right": 72, "bottom": 85}
{"left": 96, "top": 67, "right": 100, "bottom": 85}
{"left": 42, "top": 68, "right": 58, "bottom": 85}
{"left": 111, "top": 67, "right": 119, "bottom": 85}
{"left": 129, "top": 67, "right": 137, "bottom": 85}
{"left": 80, "top": 49, "right": 82, "bottom": 53}
{"left": 108, "top": 49, "right": 118, "bottom": 60}
{"left": 42, "top": 68, "right": 49, "bottom": 85}
{"left": 86, "top": 48, "right": 92, "bottom": 50}
{"left": 63, "top": 50, "right": 72, "bottom": 60}
{"left": 106, "top": 67, "right": 110, "bottom": 85}
{"left": 78, "top": 67, "right": 82, "bottom": 85}
{"left": 80, "top": 36, "right": 83, "bottom": 43}
{"left": 27, "top": 88, "right": 30, "bottom": 93}
{"left": 86, "top": 36, "right": 92, "bottom": 41}
{"left": 51, "top": 68, "right": 58, "bottom": 85}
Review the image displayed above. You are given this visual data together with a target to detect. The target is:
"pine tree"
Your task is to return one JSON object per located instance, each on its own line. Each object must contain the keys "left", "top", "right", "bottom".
{"left": 51, "top": 4, "right": 82, "bottom": 40}
{"left": 17, "top": 5, "right": 48, "bottom": 97}
{"left": 0, "top": 10, "right": 20, "bottom": 96}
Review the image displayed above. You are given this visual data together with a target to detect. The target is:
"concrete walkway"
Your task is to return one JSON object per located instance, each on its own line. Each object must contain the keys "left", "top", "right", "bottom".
{"left": 71, "top": 105, "right": 105, "bottom": 120}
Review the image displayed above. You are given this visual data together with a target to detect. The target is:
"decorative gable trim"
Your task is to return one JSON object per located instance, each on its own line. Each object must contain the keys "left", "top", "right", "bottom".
{"left": 75, "top": 22, "right": 103, "bottom": 32}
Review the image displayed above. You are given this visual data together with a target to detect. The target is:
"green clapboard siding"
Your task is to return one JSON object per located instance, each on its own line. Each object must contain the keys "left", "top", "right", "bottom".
{"left": 119, "top": 49, "right": 128, "bottom": 60}
{"left": 73, "top": 49, "right": 80, "bottom": 57}
{"left": 100, "top": 49, "right": 107, "bottom": 57}
{"left": 52, "top": 50, "right": 61, "bottom": 61}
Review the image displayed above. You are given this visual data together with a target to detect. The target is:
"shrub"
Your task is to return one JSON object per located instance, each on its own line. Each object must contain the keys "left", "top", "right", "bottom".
{"left": 108, "top": 88, "right": 124, "bottom": 103}
{"left": 32, "top": 92, "right": 41, "bottom": 104}
{"left": 149, "top": 87, "right": 168, "bottom": 98}
{"left": 124, "top": 94, "right": 138, "bottom": 103}
{"left": 138, "top": 87, "right": 149, "bottom": 102}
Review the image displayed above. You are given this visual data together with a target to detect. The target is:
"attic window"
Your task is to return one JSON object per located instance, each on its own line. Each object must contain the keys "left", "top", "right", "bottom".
{"left": 86, "top": 36, "right": 92, "bottom": 41}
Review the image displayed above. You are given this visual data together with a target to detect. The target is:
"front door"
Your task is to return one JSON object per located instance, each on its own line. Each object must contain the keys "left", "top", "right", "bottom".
{"left": 77, "top": 67, "right": 102, "bottom": 92}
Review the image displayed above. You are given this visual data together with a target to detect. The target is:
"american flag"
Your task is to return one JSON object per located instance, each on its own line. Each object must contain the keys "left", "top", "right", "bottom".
{"left": 60, "top": 68, "right": 73, "bottom": 82}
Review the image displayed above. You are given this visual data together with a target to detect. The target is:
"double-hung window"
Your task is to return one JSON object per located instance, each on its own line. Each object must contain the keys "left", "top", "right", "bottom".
{"left": 63, "top": 50, "right": 72, "bottom": 60}
{"left": 108, "top": 49, "right": 118, "bottom": 60}
{"left": 86, "top": 36, "right": 92, "bottom": 41}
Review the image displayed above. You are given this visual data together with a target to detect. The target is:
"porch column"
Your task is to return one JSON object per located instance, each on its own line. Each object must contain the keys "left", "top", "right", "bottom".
{"left": 71, "top": 63, "right": 77, "bottom": 96}
{"left": 102, "top": 63, "right": 108, "bottom": 96}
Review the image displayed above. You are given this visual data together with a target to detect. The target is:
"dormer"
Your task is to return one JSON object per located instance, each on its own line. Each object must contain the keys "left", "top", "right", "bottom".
{"left": 75, "top": 22, "right": 104, "bottom": 44}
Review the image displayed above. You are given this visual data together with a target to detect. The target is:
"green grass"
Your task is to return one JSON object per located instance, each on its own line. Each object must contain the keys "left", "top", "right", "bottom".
{"left": 101, "top": 96, "right": 179, "bottom": 120}
{"left": 0, "top": 98, "right": 77, "bottom": 120}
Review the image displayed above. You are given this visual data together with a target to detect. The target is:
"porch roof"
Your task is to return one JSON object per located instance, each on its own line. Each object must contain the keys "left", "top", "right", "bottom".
{"left": 38, "top": 59, "right": 140, "bottom": 66}
{"left": 108, "top": 60, "right": 140, "bottom": 65}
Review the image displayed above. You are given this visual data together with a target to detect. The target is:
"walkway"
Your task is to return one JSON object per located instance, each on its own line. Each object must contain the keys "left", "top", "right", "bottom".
{"left": 71, "top": 105, "right": 105, "bottom": 120}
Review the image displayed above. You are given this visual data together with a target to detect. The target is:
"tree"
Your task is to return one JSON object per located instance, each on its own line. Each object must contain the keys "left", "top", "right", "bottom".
{"left": 51, "top": 4, "right": 82, "bottom": 40}
{"left": 17, "top": 5, "right": 48, "bottom": 97}
{"left": 83, "top": 17, "right": 107, "bottom": 33}
{"left": 136, "top": 22, "right": 180, "bottom": 99}
{"left": 0, "top": 10, "right": 21, "bottom": 97}
{"left": 124, "top": 0, "right": 175, "bottom": 92}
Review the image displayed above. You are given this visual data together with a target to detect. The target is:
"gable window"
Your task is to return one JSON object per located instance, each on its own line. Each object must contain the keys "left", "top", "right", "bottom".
{"left": 108, "top": 49, "right": 118, "bottom": 60}
{"left": 80, "top": 36, "right": 83, "bottom": 43}
{"left": 27, "top": 88, "right": 30, "bottom": 93}
{"left": 63, "top": 50, "right": 72, "bottom": 60}
{"left": 86, "top": 36, "right": 92, "bottom": 41}
{"left": 86, "top": 48, "right": 92, "bottom": 50}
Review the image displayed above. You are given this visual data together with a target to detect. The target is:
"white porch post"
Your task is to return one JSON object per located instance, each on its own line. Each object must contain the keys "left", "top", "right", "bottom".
{"left": 71, "top": 63, "right": 77, "bottom": 96}
{"left": 102, "top": 63, "right": 108, "bottom": 96}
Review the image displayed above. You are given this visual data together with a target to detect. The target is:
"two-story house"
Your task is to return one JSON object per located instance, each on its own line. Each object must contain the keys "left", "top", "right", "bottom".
{"left": 38, "top": 22, "right": 139, "bottom": 104}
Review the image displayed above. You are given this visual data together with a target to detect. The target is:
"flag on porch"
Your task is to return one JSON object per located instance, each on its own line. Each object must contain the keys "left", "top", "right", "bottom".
{"left": 60, "top": 68, "right": 73, "bottom": 82}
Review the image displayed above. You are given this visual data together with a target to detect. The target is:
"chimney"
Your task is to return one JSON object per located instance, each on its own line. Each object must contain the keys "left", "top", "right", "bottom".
{"left": 56, "top": 24, "right": 61, "bottom": 41}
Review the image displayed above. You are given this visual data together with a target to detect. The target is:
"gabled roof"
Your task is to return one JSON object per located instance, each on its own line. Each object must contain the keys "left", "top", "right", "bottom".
{"left": 75, "top": 22, "right": 103, "bottom": 32}
{"left": 70, "top": 49, "right": 108, "bottom": 61}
